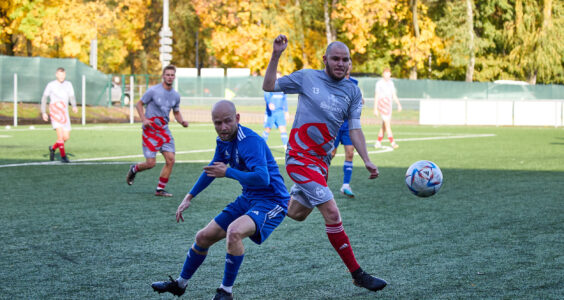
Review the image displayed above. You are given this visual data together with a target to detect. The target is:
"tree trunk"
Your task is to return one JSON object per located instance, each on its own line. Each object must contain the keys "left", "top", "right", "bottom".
{"left": 465, "top": 0, "right": 475, "bottom": 82}
{"left": 324, "top": 0, "right": 335, "bottom": 44}
{"left": 409, "top": 0, "right": 419, "bottom": 80}
{"left": 295, "top": 0, "right": 308, "bottom": 67}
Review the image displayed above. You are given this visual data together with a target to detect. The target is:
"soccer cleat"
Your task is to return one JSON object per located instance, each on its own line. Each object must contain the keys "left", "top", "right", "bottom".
{"left": 352, "top": 268, "right": 387, "bottom": 292}
{"left": 374, "top": 141, "right": 382, "bottom": 148}
{"left": 61, "top": 156, "right": 70, "bottom": 163}
{"left": 126, "top": 164, "right": 136, "bottom": 185}
{"left": 155, "top": 189, "right": 173, "bottom": 197}
{"left": 212, "top": 288, "right": 233, "bottom": 300}
{"left": 48, "top": 146, "right": 55, "bottom": 161}
{"left": 151, "top": 276, "right": 186, "bottom": 296}
{"left": 340, "top": 186, "right": 355, "bottom": 198}
{"left": 391, "top": 142, "right": 399, "bottom": 149}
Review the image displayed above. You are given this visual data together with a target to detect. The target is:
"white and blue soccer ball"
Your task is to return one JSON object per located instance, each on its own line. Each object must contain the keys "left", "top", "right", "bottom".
{"left": 405, "top": 160, "right": 443, "bottom": 197}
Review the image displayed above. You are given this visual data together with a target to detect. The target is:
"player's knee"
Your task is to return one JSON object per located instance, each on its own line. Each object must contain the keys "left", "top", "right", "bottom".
{"left": 146, "top": 160, "right": 156, "bottom": 169}
{"left": 195, "top": 228, "right": 215, "bottom": 245}
{"left": 287, "top": 210, "right": 307, "bottom": 222}
{"left": 166, "top": 156, "right": 175, "bottom": 166}
{"left": 323, "top": 208, "right": 341, "bottom": 224}
{"left": 225, "top": 225, "right": 245, "bottom": 243}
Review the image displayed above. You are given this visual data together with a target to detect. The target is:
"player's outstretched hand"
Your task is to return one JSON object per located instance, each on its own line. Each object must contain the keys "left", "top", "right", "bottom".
{"left": 273, "top": 34, "right": 288, "bottom": 55}
{"left": 365, "top": 161, "right": 379, "bottom": 179}
{"left": 180, "top": 120, "right": 189, "bottom": 127}
{"left": 176, "top": 194, "right": 193, "bottom": 222}
{"left": 203, "top": 162, "right": 227, "bottom": 178}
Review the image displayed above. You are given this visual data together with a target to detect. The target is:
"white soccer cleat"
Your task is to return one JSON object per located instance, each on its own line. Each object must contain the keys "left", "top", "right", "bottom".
{"left": 374, "top": 141, "right": 382, "bottom": 148}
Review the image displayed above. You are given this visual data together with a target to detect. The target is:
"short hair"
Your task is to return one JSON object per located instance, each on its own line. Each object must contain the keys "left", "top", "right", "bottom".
{"left": 325, "top": 41, "right": 350, "bottom": 56}
{"left": 162, "top": 64, "right": 176, "bottom": 75}
{"left": 383, "top": 67, "right": 391, "bottom": 73}
{"left": 56, "top": 67, "right": 65, "bottom": 72}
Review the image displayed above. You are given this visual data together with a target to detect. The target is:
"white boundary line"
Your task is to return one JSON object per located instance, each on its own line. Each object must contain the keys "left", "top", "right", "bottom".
{"left": 0, "top": 133, "right": 495, "bottom": 168}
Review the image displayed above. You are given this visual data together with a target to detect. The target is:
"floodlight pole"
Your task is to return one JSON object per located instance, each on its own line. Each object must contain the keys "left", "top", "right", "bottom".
{"left": 159, "top": 0, "right": 173, "bottom": 69}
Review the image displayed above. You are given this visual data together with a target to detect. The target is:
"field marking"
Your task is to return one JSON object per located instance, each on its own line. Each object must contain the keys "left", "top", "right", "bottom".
{"left": 0, "top": 133, "right": 495, "bottom": 168}
{"left": 0, "top": 135, "right": 11, "bottom": 138}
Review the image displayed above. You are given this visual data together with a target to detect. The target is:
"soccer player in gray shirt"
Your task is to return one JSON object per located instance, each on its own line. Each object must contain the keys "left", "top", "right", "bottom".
{"left": 126, "top": 65, "right": 189, "bottom": 197}
{"left": 263, "top": 34, "right": 387, "bottom": 293}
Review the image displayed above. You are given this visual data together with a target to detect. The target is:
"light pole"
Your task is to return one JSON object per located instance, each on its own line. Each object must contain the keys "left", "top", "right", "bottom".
{"left": 159, "top": 0, "right": 173, "bottom": 69}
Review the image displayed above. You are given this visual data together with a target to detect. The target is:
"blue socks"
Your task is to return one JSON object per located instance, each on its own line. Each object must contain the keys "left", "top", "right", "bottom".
{"left": 179, "top": 244, "right": 208, "bottom": 283}
{"left": 262, "top": 131, "right": 269, "bottom": 141}
{"left": 343, "top": 160, "right": 353, "bottom": 184}
{"left": 281, "top": 132, "right": 288, "bottom": 146}
{"left": 222, "top": 253, "right": 244, "bottom": 288}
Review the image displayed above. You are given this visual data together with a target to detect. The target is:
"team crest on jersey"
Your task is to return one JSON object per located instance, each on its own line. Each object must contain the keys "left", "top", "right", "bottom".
{"left": 315, "top": 187, "right": 326, "bottom": 198}
{"left": 312, "top": 87, "right": 320, "bottom": 94}
{"left": 224, "top": 150, "right": 230, "bottom": 158}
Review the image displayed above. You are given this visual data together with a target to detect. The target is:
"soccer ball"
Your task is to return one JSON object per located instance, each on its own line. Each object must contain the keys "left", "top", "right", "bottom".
{"left": 405, "top": 160, "right": 443, "bottom": 197}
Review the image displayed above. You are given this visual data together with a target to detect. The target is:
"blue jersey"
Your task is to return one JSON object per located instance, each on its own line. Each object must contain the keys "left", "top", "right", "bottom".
{"left": 192, "top": 125, "right": 289, "bottom": 208}
{"left": 338, "top": 77, "right": 359, "bottom": 132}
{"left": 264, "top": 92, "right": 288, "bottom": 116}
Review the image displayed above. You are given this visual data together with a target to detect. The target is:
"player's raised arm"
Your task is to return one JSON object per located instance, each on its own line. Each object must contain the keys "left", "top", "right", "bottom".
{"left": 263, "top": 34, "right": 288, "bottom": 92}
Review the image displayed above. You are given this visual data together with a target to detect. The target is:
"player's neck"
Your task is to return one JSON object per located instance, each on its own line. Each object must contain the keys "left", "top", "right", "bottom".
{"left": 162, "top": 82, "right": 173, "bottom": 90}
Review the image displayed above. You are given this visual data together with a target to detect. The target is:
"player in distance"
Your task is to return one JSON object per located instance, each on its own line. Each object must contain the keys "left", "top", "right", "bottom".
{"left": 263, "top": 34, "right": 387, "bottom": 293}
{"left": 125, "top": 65, "right": 189, "bottom": 197}
{"left": 151, "top": 100, "right": 290, "bottom": 300}
{"left": 41, "top": 67, "right": 78, "bottom": 163}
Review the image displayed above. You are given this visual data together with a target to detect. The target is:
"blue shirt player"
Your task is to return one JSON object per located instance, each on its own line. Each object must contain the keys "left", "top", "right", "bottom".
{"left": 331, "top": 63, "right": 363, "bottom": 198}
{"left": 262, "top": 91, "right": 289, "bottom": 148}
{"left": 151, "top": 100, "right": 290, "bottom": 300}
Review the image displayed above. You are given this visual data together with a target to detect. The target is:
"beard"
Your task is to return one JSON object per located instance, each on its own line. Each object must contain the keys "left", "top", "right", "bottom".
{"left": 326, "top": 66, "right": 346, "bottom": 80}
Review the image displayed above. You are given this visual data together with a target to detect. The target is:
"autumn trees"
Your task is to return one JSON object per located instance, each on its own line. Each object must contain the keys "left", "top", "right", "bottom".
{"left": 1, "top": 0, "right": 562, "bottom": 84}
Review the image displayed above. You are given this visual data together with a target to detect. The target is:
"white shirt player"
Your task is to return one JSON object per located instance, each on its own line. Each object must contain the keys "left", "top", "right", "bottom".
{"left": 41, "top": 80, "right": 76, "bottom": 130}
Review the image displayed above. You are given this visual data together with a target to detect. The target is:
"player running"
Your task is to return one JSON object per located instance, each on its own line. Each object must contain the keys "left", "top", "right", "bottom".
{"left": 151, "top": 100, "right": 289, "bottom": 300}
{"left": 41, "top": 67, "right": 77, "bottom": 163}
{"left": 331, "top": 61, "right": 363, "bottom": 198}
{"left": 125, "top": 65, "right": 189, "bottom": 197}
{"left": 374, "top": 67, "right": 402, "bottom": 148}
{"left": 263, "top": 35, "right": 387, "bottom": 293}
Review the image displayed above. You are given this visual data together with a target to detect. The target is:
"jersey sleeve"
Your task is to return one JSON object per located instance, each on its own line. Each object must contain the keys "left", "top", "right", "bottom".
{"left": 67, "top": 82, "right": 77, "bottom": 108}
{"left": 347, "top": 86, "right": 363, "bottom": 130}
{"left": 238, "top": 136, "right": 268, "bottom": 171}
{"left": 141, "top": 87, "right": 153, "bottom": 104}
{"left": 172, "top": 93, "right": 180, "bottom": 112}
{"left": 188, "top": 143, "right": 223, "bottom": 197}
{"left": 276, "top": 70, "right": 304, "bottom": 94}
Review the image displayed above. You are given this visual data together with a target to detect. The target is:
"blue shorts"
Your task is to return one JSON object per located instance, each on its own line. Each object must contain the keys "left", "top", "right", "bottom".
{"left": 333, "top": 129, "right": 352, "bottom": 148}
{"left": 214, "top": 195, "right": 286, "bottom": 245}
{"left": 264, "top": 111, "right": 286, "bottom": 129}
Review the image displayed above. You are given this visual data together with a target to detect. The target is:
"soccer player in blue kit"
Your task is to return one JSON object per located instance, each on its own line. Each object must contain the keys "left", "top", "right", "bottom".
{"left": 262, "top": 90, "right": 290, "bottom": 148}
{"left": 331, "top": 61, "right": 363, "bottom": 198}
{"left": 151, "top": 100, "right": 290, "bottom": 300}
{"left": 263, "top": 34, "right": 387, "bottom": 293}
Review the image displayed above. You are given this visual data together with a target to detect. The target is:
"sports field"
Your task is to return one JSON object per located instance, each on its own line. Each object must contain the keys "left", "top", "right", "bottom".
{"left": 0, "top": 122, "right": 563, "bottom": 299}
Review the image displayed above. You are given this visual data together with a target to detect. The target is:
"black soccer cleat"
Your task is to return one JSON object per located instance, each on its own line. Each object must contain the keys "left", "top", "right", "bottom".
{"left": 61, "top": 155, "right": 70, "bottom": 163}
{"left": 352, "top": 268, "right": 387, "bottom": 292}
{"left": 126, "top": 164, "right": 136, "bottom": 185}
{"left": 48, "top": 146, "right": 55, "bottom": 161}
{"left": 151, "top": 276, "right": 186, "bottom": 297}
{"left": 212, "top": 288, "right": 233, "bottom": 300}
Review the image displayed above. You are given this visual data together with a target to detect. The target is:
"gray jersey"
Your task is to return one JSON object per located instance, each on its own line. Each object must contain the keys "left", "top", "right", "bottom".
{"left": 141, "top": 83, "right": 180, "bottom": 128}
{"left": 276, "top": 69, "right": 363, "bottom": 162}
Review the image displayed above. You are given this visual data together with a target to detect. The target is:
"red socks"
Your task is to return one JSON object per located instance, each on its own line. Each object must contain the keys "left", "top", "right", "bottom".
{"left": 157, "top": 177, "right": 169, "bottom": 190}
{"left": 52, "top": 140, "right": 66, "bottom": 157}
{"left": 326, "top": 222, "right": 360, "bottom": 273}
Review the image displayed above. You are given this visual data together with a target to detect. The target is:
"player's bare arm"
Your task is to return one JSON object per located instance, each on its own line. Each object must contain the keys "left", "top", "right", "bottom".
{"left": 174, "top": 110, "right": 189, "bottom": 127}
{"left": 135, "top": 100, "right": 153, "bottom": 127}
{"left": 203, "top": 162, "right": 228, "bottom": 178}
{"left": 263, "top": 34, "right": 288, "bottom": 92}
{"left": 350, "top": 128, "right": 379, "bottom": 179}
{"left": 176, "top": 193, "right": 194, "bottom": 222}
